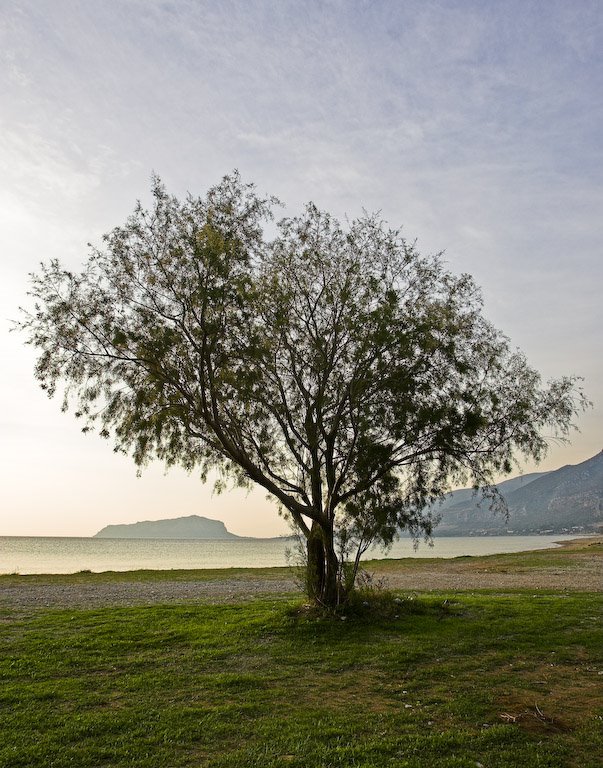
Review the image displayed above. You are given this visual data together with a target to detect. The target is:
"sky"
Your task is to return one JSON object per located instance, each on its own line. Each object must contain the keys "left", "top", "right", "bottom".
{"left": 1, "top": 0, "right": 601, "bottom": 538}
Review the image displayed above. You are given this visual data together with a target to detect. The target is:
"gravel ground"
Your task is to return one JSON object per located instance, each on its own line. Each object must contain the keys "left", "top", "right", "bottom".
{"left": 0, "top": 576, "right": 298, "bottom": 612}
{"left": 381, "top": 561, "right": 602, "bottom": 593}
{"left": 1, "top": 539, "right": 600, "bottom": 612}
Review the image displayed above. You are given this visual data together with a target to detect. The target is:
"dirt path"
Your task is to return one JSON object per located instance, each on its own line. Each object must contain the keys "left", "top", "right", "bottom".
{"left": 1, "top": 538, "right": 600, "bottom": 612}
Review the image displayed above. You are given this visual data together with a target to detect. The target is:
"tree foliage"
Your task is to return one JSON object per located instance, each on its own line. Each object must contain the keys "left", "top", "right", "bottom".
{"left": 20, "top": 172, "right": 587, "bottom": 606}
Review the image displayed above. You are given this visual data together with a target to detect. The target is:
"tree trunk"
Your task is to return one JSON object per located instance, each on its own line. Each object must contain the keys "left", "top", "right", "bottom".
{"left": 306, "top": 520, "right": 341, "bottom": 607}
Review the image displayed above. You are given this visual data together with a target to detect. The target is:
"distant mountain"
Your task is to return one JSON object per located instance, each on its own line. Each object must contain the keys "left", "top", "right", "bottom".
{"left": 435, "top": 451, "right": 603, "bottom": 535}
{"left": 94, "top": 514, "right": 241, "bottom": 540}
{"left": 95, "top": 453, "right": 603, "bottom": 539}
{"left": 437, "top": 471, "right": 550, "bottom": 512}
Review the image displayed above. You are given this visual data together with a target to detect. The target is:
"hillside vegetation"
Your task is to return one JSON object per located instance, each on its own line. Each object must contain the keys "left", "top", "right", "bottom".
{"left": 437, "top": 451, "right": 603, "bottom": 535}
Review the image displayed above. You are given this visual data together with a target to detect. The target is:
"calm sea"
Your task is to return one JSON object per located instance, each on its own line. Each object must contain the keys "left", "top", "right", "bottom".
{"left": 0, "top": 534, "right": 583, "bottom": 575}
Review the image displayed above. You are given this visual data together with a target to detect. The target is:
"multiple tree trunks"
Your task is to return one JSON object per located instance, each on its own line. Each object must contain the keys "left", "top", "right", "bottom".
{"left": 306, "top": 521, "right": 341, "bottom": 606}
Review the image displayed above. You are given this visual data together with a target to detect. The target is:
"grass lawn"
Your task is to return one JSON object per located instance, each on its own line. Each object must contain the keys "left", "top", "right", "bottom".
{"left": 0, "top": 557, "right": 601, "bottom": 767}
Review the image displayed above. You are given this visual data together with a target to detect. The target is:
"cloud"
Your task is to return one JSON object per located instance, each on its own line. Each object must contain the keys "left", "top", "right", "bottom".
{"left": 1, "top": 0, "right": 601, "bottom": 534}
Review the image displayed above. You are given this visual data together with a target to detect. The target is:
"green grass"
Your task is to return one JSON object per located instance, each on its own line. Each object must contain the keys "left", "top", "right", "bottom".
{"left": 0, "top": 564, "right": 292, "bottom": 587}
{"left": 1, "top": 589, "right": 602, "bottom": 767}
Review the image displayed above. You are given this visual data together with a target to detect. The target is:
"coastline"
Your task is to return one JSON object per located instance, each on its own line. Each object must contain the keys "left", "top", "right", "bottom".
{"left": 1, "top": 537, "right": 600, "bottom": 613}
{"left": 1, "top": 532, "right": 592, "bottom": 576}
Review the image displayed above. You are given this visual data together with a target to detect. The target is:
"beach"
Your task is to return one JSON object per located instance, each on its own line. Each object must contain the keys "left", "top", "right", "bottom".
{"left": 1, "top": 537, "right": 600, "bottom": 612}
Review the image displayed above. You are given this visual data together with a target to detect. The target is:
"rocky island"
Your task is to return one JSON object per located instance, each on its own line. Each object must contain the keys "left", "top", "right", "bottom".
{"left": 94, "top": 514, "right": 241, "bottom": 540}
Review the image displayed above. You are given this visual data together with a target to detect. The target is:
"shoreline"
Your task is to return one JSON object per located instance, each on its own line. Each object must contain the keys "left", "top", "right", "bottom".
{"left": 0, "top": 537, "right": 600, "bottom": 613}
{"left": 1, "top": 533, "right": 595, "bottom": 577}
{"left": 1, "top": 531, "right": 596, "bottom": 541}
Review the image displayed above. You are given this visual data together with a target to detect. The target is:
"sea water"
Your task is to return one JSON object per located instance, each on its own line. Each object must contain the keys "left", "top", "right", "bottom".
{"left": 0, "top": 534, "right": 584, "bottom": 575}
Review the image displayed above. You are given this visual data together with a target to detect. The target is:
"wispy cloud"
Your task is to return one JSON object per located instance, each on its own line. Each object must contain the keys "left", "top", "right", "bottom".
{"left": 1, "top": 0, "right": 601, "bottom": 534}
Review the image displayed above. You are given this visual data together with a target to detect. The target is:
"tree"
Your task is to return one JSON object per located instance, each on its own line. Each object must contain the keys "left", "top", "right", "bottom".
{"left": 19, "top": 172, "right": 587, "bottom": 607}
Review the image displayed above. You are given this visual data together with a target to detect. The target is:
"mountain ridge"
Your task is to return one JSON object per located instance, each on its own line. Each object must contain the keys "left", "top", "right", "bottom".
{"left": 93, "top": 453, "right": 603, "bottom": 539}
{"left": 436, "top": 451, "right": 603, "bottom": 535}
